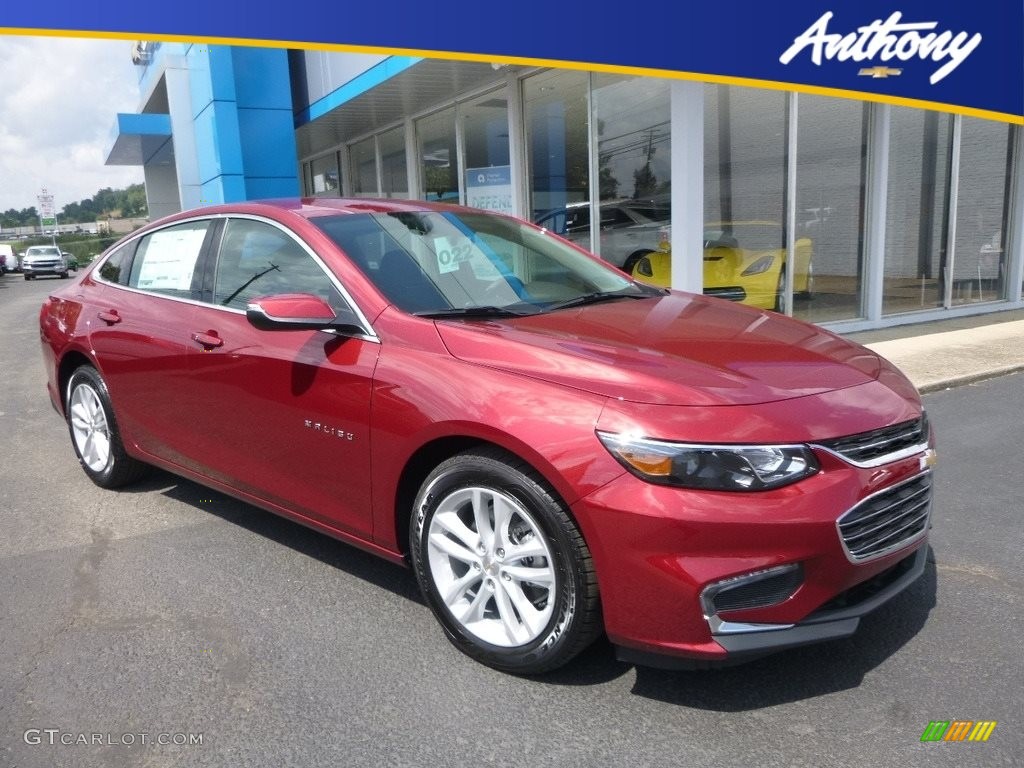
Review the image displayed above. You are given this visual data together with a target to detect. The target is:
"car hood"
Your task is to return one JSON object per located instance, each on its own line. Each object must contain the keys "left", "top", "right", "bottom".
{"left": 435, "top": 292, "right": 884, "bottom": 406}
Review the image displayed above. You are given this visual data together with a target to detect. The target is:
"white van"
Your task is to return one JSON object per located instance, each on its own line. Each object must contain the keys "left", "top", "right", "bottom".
{"left": 0, "top": 243, "right": 16, "bottom": 273}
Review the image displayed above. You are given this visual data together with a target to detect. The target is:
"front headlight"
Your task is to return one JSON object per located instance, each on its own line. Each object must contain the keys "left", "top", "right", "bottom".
{"left": 741, "top": 253, "right": 775, "bottom": 276}
{"left": 597, "top": 432, "right": 819, "bottom": 491}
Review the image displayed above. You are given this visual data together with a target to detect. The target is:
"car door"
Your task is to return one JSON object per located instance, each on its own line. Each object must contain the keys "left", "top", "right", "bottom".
{"left": 87, "top": 219, "right": 213, "bottom": 469}
{"left": 185, "top": 216, "right": 380, "bottom": 539}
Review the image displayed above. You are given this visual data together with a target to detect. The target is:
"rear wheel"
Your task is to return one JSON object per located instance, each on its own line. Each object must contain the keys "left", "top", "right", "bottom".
{"left": 410, "top": 448, "right": 601, "bottom": 674}
{"left": 66, "top": 366, "right": 148, "bottom": 488}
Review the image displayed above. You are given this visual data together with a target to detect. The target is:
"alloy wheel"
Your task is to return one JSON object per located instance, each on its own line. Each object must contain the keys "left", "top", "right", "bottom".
{"left": 426, "top": 486, "right": 556, "bottom": 647}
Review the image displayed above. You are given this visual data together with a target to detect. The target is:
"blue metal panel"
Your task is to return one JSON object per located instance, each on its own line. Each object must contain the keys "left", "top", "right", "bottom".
{"left": 188, "top": 44, "right": 238, "bottom": 119}
{"left": 104, "top": 113, "right": 172, "bottom": 165}
{"left": 237, "top": 108, "right": 299, "bottom": 178}
{"left": 295, "top": 55, "right": 423, "bottom": 125}
{"left": 200, "top": 175, "right": 246, "bottom": 205}
{"left": 232, "top": 47, "right": 293, "bottom": 110}
{"left": 244, "top": 177, "right": 301, "bottom": 200}
{"left": 194, "top": 101, "right": 244, "bottom": 185}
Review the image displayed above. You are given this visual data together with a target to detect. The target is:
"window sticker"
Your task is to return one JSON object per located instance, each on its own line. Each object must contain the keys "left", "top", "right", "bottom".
{"left": 135, "top": 227, "right": 207, "bottom": 291}
{"left": 433, "top": 235, "right": 475, "bottom": 274}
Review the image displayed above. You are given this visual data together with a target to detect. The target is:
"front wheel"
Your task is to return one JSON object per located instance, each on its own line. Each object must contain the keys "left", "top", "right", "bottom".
{"left": 621, "top": 249, "right": 653, "bottom": 275}
{"left": 66, "top": 366, "right": 149, "bottom": 488}
{"left": 410, "top": 448, "right": 601, "bottom": 674}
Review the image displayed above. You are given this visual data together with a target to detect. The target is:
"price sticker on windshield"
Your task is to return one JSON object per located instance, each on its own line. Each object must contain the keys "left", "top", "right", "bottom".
{"left": 434, "top": 236, "right": 474, "bottom": 274}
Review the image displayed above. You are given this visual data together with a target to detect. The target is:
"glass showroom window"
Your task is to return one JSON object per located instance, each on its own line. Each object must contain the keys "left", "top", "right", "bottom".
{"left": 351, "top": 137, "right": 378, "bottom": 197}
{"left": 524, "top": 70, "right": 591, "bottom": 249}
{"left": 461, "top": 91, "right": 511, "bottom": 214}
{"left": 883, "top": 108, "right": 953, "bottom": 315}
{"left": 310, "top": 152, "right": 341, "bottom": 196}
{"left": 704, "top": 85, "right": 789, "bottom": 312}
{"left": 794, "top": 95, "right": 869, "bottom": 323}
{"left": 418, "top": 106, "right": 458, "bottom": 202}
{"left": 379, "top": 126, "right": 408, "bottom": 199}
{"left": 951, "top": 119, "right": 1015, "bottom": 305}
{"left": 592, "top": 74, "right": 671, "bottom": 270}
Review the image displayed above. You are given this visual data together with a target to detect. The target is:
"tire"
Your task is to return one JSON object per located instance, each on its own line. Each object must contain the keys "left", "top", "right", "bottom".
{"left": 410, "top": 447, "right": 601, "bottom": 674}
{"left": 60, "top": 271, "right": 69, "bottom": 279}
{"left": 774, "top": 268, "right": 787, "bottom": 313}
{"left": 66, "top": 366, "right": 149, "bottom": 488}
{"left": 24, "top": 274, "right": 32, "bottom": 281}
{"left": 621, "top": 250, "right": 653, "bottom": 276}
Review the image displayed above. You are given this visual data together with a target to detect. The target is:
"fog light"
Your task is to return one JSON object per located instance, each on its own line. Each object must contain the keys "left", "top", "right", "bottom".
{"left": 700, "top": 563, "right": 803, "bottom": 634}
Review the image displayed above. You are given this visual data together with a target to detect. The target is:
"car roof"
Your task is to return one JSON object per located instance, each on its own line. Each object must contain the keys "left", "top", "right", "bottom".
{"left": 154, "top": 197, "right": 479, "bottom": 227}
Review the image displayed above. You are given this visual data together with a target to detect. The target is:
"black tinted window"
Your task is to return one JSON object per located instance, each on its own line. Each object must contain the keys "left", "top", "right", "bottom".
{"left": 98, "top": 242, "right": 136, "bottom": 285}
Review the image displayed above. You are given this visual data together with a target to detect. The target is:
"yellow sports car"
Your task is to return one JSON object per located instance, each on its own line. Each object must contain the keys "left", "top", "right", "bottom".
{"left": 632, "top": 222, "right": 812, "bottom": 311}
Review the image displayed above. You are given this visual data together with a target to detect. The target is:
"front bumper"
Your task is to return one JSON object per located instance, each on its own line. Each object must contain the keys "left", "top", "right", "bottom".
{"left": 571, "top": 439, "right": 932, "bottom": 666}
{"left": 616, "top": 546, "right": 927, "bottom": 669}
{"left": 24, "top": 262, "right": 66, "bottom": 276}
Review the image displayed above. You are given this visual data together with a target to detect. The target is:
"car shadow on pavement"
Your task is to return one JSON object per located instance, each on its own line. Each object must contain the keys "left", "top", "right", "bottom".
{"left": 626, "top": 553, "right": 938, "bottom": 709}
{"left": 114, "top": 469, "right": 425, "bottom": 605}
{"left": 112, "top": 470, "right": 939, "bottom": 699}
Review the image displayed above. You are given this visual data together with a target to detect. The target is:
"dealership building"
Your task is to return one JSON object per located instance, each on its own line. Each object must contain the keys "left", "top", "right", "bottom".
{"left": 105, "top": 41, "right": 1022, "bottom": 333}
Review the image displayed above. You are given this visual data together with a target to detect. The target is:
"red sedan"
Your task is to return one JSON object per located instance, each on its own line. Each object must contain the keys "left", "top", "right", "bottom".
{"left": 39, "top": 198, "right": 935, "bottom": 674}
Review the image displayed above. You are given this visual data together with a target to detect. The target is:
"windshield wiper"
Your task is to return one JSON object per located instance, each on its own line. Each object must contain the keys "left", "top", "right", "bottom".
{"left": 544, "top": 288, "right": 659, "bottom": 313}
{"left": 414, "top": 305, "right": 538, "bottom": 319}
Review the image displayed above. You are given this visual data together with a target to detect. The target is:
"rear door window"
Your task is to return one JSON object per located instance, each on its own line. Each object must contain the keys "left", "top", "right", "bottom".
{"left": 128, "top": 220, "right": 212, "bottom": 298}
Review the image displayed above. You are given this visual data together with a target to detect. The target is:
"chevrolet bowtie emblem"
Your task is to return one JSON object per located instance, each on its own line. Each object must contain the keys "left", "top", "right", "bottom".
{"left": 858, "top": 66, "right": 903, "bottom": 78}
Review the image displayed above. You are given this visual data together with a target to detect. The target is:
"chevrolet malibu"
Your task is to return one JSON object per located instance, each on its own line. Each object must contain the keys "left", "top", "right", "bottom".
{"left": 39, "top": 199, "right": 935, "bottom": 674}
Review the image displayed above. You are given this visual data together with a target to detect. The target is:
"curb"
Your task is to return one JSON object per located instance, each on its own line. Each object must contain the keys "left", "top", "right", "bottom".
{"left": 916, "top": 364, "right": 1024, "bottom": 394}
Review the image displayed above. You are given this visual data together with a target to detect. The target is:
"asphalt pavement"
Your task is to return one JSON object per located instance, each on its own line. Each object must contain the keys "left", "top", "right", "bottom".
{"left": 1, "top": 273, "right": 1021, "bottom": 767}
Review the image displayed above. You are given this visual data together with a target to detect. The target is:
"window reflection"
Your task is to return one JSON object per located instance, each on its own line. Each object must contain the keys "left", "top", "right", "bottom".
{"left": 593, "top": 74, "right": 670, "bottom": 270}
{"left": 351, "top": 137, "right": 378, "bottom": 197}
{"left": 379, "top": 126, "right": 408, "bottom": 199}
{"left": 310, "top": 152, "right": 340, "bottom": 196}
{"left": 952, "top": 120, "right": 1014, "bottom": 305}
{"left": 704, "top": 86, "right": 789, "bottom": 312}
{"left": 525, "top": 70, "right": 590, "bottom": 246}
{"left": 418, "top": 107, "right": 458, "bottom": 202}
{"left": 883, "top": 108, "right": 953, "bottom": 314}
{"left": 794, "top": 95, "right": 868, "bottom": 322}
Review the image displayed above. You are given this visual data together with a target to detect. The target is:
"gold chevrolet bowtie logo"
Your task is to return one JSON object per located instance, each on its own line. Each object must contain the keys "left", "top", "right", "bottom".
{"left": 858, "top": 66, "right": 903, "bottom": 78}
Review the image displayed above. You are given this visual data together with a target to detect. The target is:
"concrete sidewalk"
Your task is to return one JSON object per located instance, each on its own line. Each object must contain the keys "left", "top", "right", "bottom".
{"left": 848, "top": 311, "right": 1024, "bottom": 393}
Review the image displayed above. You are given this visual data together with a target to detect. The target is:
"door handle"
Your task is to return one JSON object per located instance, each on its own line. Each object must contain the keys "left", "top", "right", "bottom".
{"left": 191, "top": 331, "right": 224, "bottom": 349}
{"left": 97, "top": 310, "right": 121, "bottom": 325}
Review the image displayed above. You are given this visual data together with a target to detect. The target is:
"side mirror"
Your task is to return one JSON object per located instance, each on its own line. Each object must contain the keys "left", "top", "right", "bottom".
{"left": 245, "top": 293, "right": 365, "bottom": 334}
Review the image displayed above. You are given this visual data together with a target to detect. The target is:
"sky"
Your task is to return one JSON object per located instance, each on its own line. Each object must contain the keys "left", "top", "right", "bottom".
{"left": 0, "top": 34, "right": 144, "bottom": 214}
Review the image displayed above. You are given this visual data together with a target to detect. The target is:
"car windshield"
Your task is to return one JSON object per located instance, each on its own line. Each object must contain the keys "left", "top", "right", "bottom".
{"left": 312, "top": 210, "right": 661, "bottom": 316}
{"left": 27, "top": 247, "right": 61, "bottom": 256}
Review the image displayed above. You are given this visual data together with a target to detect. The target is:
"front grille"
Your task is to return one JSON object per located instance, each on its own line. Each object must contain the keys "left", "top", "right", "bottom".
{"left": 838, "top": 472, "right": 932, "bottom": 561}
{"left": 818, "top": 413, "right": 928, "bottom": 466}
{"left": 811, "top": 550, "right": 919, "bottom": 614}
{"left": 703, "top": 286, "right": 747, "bottom": 302}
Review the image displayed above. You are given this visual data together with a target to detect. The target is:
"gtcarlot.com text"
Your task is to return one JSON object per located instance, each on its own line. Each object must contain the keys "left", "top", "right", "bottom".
{"left": 24, "top": 729, "right": 204, "bottom": 747}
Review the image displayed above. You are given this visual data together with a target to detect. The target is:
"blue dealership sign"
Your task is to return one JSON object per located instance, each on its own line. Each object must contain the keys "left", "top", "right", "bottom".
{"left": 2, "top": 1, "right": 1021, "bottom": 120}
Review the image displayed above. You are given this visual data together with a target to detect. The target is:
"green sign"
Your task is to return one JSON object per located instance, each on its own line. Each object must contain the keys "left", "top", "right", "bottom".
{"left": 41, "top": 217, "right": 56, "bottom": 227}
